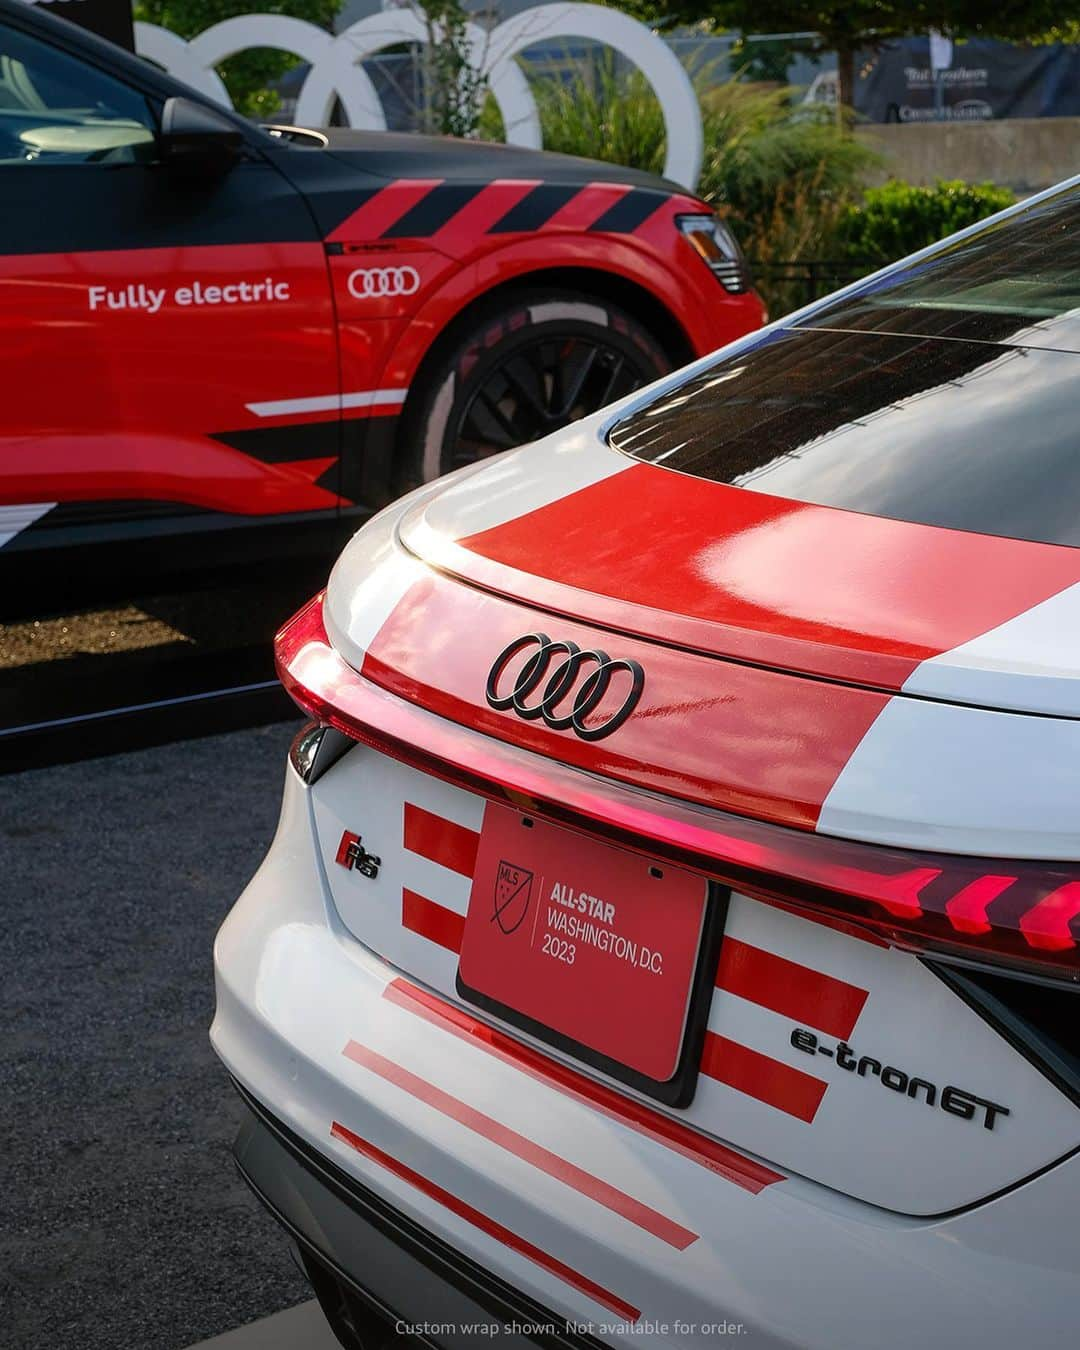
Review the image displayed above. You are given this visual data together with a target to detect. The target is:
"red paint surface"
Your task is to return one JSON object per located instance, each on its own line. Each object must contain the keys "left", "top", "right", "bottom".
{"left": 717, "top": 938, "right": 868, "bottom": 1040}
{"left": 342, "top": 1040, "right": 697, "bottom": 1248}
{"left": 701, "top": 1034, "right": 827, "bottom": 1123}
{"left": 459, "top": 803, "right": 708, "bottom": 1081}
{"left": 3, "top": 177, "right": 760, "bottom": 524}
{"left": 362, "top": 571, "right": 889, "bottom": 831}
{"left": 402, "top": 888, "right": 464, "bottom": 953}
{"left": 0, "top": 242, "right": 342, "bottom": 514}
{"left": 430, "top": 179, "right": 541, "bottom": 250}
{"left": 543, "top": 182, "right": 633, "bottom": 231}
{"left": 0, "top": 436, "right": 342, "bottom": 513}
{"left": 438, "top": 463, "right": 1080, "bottom": 690}
{"left": 372, "top": 202, "right": 763, "bottom": 397}
{"left": 327, "top": 179, "right": 443, "bottom": 242}
{"left": 384, "top": 978, "right": 783, "bottom": 1193}
{"left": 330, "top": 1119, "right": 641, "bottom": 1320}
{"left": 403, "top": 802, "right": 480, "bottom": 878}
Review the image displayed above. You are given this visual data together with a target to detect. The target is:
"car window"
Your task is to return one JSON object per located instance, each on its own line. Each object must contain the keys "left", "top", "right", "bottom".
{"left": 795, "top": 182, "right": 1080, "bottom": 352}
{"left": 0, "top": 21, "right": 155, "bottom": 165}
{"left": 608, "top": 326, "right": 1080, "bottom": 548}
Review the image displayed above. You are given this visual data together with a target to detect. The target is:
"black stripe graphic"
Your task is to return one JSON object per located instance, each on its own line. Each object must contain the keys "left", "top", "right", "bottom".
{"left": 381, "top": 183, "right": 481, "bottom": 238}
{"left": 487, "top": 183, "right": 581, "bottom": 233}
{"left": 20, "top": 500, "right": 201, "bottom": 530}
{"left": 587, "top": 188, "right": 667, "bottom": 234}
{"left": 210, "top": 422, "right": 341, "bottom": 464}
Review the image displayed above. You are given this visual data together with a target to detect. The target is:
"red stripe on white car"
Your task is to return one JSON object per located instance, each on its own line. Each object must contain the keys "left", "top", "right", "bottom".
{"left": 401, "top": 888, "right": 464, "bottom": 953}
{"left": 329, "top": 1119, "right": 641, "bottom": 1321}
{"left": 450, "top": 461, "right": 1080, "bottom": 690}
{"left": 403, "top": 802, "right": 480, "bottom": 878}
{"left": 717, "top": 937, "right": 868, "bottom": 1040}
{"left": 343, "top": 1040, "right": 698, "bottom": 1249}
{"left": 701, "top": 1034, "right": 827, "bottom": 1124}
{"left": 383, "top": 977, "right": 784, "bottom": 1193}
{"left": 361, "top": 570, "right": 890, "bottom": 831}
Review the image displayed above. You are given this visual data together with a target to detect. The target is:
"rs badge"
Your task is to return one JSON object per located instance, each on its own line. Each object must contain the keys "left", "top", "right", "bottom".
{"left": 335, "top": 830, "right": 381, "bottom": 879}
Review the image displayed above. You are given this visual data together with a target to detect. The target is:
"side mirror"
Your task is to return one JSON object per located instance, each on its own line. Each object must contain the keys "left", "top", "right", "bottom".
{"left": 159, "top": 96, "right": 244, "bottom": 172}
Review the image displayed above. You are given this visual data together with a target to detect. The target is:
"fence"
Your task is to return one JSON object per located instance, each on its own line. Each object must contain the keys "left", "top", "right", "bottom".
{"left": 749, "top": 259, "right": 873, "bottom": 316}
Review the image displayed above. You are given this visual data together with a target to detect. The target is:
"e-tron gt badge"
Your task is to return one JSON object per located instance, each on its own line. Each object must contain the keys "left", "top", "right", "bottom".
{"left": 790, "top": 1028, "right": 1011, "bottom": 1130}
{"left": 335, "top": 830, "right": 381, "bottom": 878}
{"left": 485, "top": 633, "right": 644, "bottom": 741}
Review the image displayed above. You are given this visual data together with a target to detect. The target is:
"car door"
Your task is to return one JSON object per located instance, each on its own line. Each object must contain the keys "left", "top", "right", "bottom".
{"left": 0, "top": 10, "right": 342, "bottom": 555}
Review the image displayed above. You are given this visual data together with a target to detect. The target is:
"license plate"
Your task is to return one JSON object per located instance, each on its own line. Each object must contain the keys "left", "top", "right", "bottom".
{"left": 457, "top": 804, "right": 721, "bottom": 1102}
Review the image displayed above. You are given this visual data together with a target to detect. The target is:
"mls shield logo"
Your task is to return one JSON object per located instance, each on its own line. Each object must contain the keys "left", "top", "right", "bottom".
{"left": 492, "top": 860, "right": 533, "bottom": 935}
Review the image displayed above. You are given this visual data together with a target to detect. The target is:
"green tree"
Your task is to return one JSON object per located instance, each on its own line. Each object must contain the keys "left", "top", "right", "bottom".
{"left": 413, "top": 0, "right": 492, "bottom": 137}
{"left": 624, "top": 2, "right": 1079, "bottom": 111}
{"left": 134, "top": 0, "right": 343, "bottom": 117}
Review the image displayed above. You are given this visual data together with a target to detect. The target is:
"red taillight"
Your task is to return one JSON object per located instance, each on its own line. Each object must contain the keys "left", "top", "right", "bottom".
{"left": 277, "top": 594, "right": 1080, "bottom": 985}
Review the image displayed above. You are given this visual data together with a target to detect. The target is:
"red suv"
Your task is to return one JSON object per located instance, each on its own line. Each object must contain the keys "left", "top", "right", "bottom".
{"left": 0, "top": 0, "right": 764, "bottom": 585}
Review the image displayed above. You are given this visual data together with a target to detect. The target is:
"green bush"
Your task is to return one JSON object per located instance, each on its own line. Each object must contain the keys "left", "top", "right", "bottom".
{"left": 695, "top": 84, "right": 879, "bottom": 265}
{"left": 479, "top": 64, "right": 1014, "bottom": 314}
{"left": 484, "top": 57, "right": 666, "bottom": 175}
{"left": 490, "top": 60, "right": 880, "bottom": 265}
{"left": 834, "top": 178, "right": 1016, "bottom": 266}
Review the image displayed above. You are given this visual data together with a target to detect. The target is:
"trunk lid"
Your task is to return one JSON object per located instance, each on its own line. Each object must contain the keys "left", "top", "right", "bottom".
{"left": 393, "top": 421, "right": 1080, "bottom": 715}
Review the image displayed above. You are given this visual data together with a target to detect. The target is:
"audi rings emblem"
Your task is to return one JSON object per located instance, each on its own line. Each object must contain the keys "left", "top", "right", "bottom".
{"left": 485, "top": 634, "right": 644, "bottom": 742}
{"left": 347, "top": 266, "right": 421, "bottom": 300}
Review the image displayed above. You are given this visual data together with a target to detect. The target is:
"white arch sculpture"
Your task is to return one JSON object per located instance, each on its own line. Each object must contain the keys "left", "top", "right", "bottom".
{"left": 135, "top": 2, "right": 703, "bottom": 189}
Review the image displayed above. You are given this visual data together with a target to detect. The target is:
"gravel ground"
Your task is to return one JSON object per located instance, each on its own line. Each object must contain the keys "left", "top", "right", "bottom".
{"left": 0, "top": 605, "right": 189, "bottom": 669}
{"left": 0, "top": 577, "right": 317, "bottom": 670}
{"left": 0, "top": 723, "right": 311, "bottom": 1350}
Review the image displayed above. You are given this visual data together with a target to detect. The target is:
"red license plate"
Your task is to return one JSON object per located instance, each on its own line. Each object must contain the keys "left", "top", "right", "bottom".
{"left": 457, "top": 803, "right": 711, "bottom": 1086}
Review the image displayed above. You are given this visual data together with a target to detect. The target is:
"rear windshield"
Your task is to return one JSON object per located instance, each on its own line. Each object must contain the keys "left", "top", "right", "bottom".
{"left": 608, "top": 326, "right": 1080, "bottom": 547}
{"left": 797, "top": 181, "right": 1080, "bottom": 351}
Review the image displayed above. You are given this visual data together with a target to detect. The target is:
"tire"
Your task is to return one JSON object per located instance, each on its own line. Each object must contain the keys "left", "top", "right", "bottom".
{"left": 397, "top": 288, "right": 673, "bottom": 488}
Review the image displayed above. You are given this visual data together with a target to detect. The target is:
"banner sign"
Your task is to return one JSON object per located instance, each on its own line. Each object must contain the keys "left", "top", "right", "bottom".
{"left": 856, "top": 37, "right": 1080, "bottom": 122}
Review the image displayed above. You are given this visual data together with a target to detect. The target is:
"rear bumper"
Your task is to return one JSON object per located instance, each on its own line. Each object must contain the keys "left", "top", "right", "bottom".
{"left": 212, "top": 759, "right": 1080, "bottom": 1350}
{"left": 233, "top": 1083, "right": 606, "bottom": 1349}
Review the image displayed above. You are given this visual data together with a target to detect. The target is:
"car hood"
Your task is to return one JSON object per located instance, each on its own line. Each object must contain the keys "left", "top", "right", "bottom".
{"left": 394, "top": 404, "right": 1080, "bottom": 720}
{"left": 315, "top": 127, "right": 684, "bottom": 194}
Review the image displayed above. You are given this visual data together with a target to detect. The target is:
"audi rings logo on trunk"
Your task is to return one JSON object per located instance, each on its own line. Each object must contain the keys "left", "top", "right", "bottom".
{"left": 485, "top": 634, "right": 644, "bottom": 741}
{"left": 347, "top": 266, "right": 421, "bottom": 299}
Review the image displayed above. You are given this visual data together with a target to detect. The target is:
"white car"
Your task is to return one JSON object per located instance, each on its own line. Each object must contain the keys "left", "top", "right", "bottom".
{"left": 213, "top": 179, "right": 1080, "bottom": 1348}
